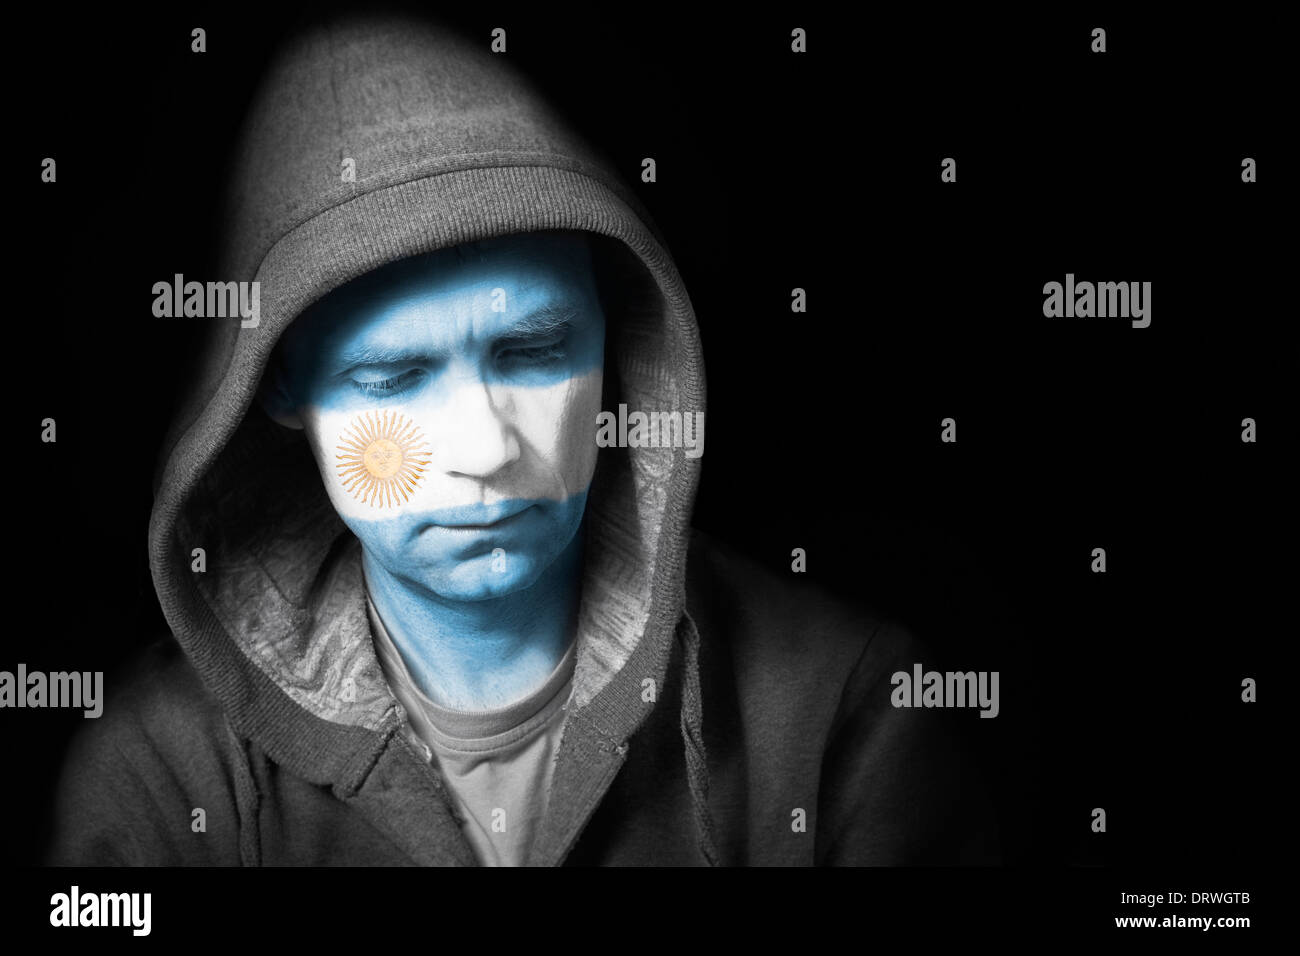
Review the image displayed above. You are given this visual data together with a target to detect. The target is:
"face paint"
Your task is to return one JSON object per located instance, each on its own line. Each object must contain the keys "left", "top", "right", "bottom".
{"left": 335, "top": 410, "right": 432, "bottom": 508}
{"left": 276, "top": 233, "right": 605, "bottom": 603}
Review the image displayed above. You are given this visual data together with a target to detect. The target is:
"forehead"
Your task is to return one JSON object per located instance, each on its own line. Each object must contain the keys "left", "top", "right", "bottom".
{"left": 281, "top": 232, "right": 599, "bottom": 364}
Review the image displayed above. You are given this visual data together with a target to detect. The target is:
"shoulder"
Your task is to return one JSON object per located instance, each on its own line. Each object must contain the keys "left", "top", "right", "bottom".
{"left": 91, "top": 635, "right": 232, "bottom": 758}
{"left": 51, "top": 634, "right": 240, "bottom": 815}
{"left": 44, "top": 635, "right": 245, "bottom": 865}
{"left": 685, "top": 526, "right": 919, "bottom": 663}
{"left": 683, "top": 527, "right": 926, "bottom": 717}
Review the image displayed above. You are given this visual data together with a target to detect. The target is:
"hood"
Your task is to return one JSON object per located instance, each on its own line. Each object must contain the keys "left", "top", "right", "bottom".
{"left": 146, "top": 12, "right": 713, "bottom": 864}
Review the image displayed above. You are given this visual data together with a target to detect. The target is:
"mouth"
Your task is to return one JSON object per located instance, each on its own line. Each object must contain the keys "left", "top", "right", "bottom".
{"left": 427, "top": 502, "right": 534, "bottom": 532}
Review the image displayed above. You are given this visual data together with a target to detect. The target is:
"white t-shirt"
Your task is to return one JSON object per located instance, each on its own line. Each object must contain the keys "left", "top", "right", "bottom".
{"left": 366, "top": 598, "right": 575, "bottom": 866}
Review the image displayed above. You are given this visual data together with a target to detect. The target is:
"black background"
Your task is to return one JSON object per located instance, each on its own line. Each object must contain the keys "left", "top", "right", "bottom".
{"left": 5, "top": 0, "right": 1285, "bottom": 910}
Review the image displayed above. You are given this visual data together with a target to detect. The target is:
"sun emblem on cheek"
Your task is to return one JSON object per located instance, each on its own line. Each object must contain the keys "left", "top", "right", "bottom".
{"left": 335, "top": 410, "right": 432, "bottom": 507}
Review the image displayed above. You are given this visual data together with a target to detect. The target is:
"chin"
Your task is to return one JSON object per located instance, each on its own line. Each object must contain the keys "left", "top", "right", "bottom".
{"left": 422, "top": 552, "right": 548, "bottom": 602}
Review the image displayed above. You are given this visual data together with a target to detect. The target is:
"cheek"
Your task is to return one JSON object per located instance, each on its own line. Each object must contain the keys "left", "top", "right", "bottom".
{"left": 296, "top": 371, "right": 603, "bottom": 516}
{"left": 298, "top": 403, "right": 436, "bottom": 516}
{"left": 297, "top": 410, "right": 341, "bottom": 510}
{"left": 298, "top": 407, "right": 332, "bottom": 475}
{"left": 510, "top": 368, "right": 602, "bottom": 494}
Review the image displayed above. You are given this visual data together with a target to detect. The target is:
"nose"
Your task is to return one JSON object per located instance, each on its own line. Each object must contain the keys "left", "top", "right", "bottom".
{"left": 428, "top": 378, "right": 521, "bottom": 479}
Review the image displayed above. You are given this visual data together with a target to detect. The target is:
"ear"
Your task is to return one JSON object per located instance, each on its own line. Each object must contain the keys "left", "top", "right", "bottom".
{"left": 257, "top": 350, "right": 305, "bottom": 430}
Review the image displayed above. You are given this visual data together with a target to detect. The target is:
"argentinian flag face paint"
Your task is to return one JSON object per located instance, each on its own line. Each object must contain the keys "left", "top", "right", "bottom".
{"left": 274, "top": 234, "right": 605, "bottom": 601}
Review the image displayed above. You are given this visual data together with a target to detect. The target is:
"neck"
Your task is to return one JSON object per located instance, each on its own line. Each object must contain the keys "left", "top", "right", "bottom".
{"left": 363, "top": 530, "right": 584, "bottom": 711}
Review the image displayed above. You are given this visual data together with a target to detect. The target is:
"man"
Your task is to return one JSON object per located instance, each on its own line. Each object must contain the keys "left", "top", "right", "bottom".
{"left": 258, "top": 233, "right": 606, "bottom": 865}
{"left": 44, "top": 13, "right": 999, "bottom": 866}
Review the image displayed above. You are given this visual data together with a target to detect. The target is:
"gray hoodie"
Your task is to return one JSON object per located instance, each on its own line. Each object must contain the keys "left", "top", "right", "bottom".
{"left": 44, "top": 12, "right": 1000, "bottom": 866}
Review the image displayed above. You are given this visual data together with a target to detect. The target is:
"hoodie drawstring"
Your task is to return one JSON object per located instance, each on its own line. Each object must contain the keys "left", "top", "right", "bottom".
{"left": 224, "top": 716, "right": 263, "bottom": 866}
{"left": 677, "top": 612, "right": 719, "bottom": 866}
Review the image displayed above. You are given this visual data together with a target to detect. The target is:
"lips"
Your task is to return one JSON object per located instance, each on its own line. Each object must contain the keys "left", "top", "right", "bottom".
{"left": 424, "top": 501, "right": 534, "bottom": 530}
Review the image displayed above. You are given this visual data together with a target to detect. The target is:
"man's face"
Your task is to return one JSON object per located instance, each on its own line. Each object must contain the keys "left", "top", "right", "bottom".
{"left": 270, "top": 233, "right": 605, "bottom": 601}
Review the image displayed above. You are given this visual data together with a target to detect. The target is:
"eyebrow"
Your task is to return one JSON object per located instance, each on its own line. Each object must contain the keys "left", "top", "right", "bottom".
{"left": 335, "top": 303, "right": 579, "bottom": 369}
{"left": 494, "top": 303, "right": 576, "bottom": 343}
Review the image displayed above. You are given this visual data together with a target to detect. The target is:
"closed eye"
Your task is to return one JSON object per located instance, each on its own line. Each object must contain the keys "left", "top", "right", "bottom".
{"left": 497, "top": 341, "right": 567, "bottom": 366}
{"left": 350, "top": 368, "right": 427, "bottom": 397}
